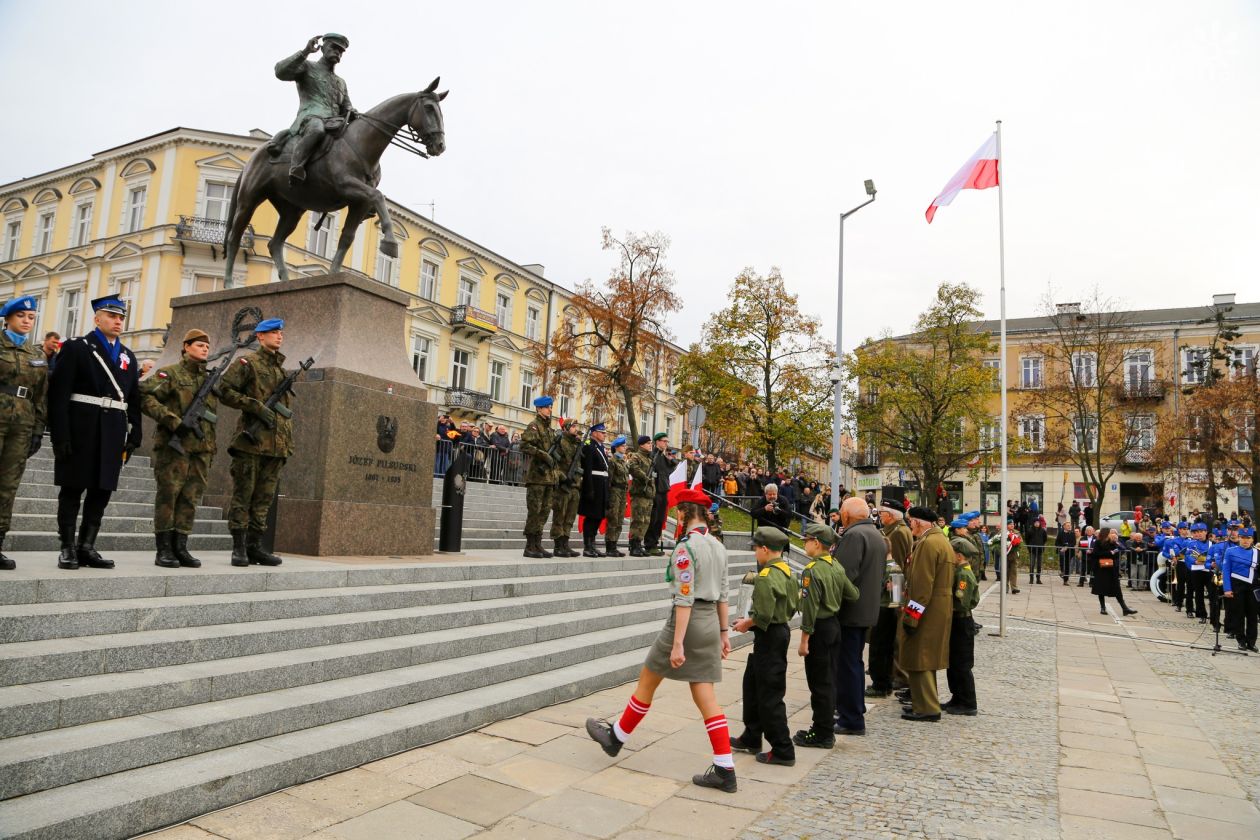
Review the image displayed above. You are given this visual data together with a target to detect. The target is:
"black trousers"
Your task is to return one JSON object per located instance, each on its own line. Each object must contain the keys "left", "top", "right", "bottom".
{"left": 1028, "top": 546, "right": 1044, "bottom": 577}
{"left": 1173, "top": 561, "right": 1189, "bottom": 609}
{"left": 57, "top": 486, "right": 112, "bottom": 537}
{"left": 832, "top": 625, "right": 868, "bottom": 731}
{"left": 645, "top": 492, "right": 668, "bottom": 548}
{"left": 867, "top": 607, "right": 898, "bottom": 691}
{"left": 802, "top": 615, "right": 838, "bottom": 735}
{"left": 945, "top": 615, "right": 977, "bottom": 710}
{"left": 740, "top": 623, "right": 793, "bottom": 760}
{"left": 1227, "top": 578, "right": 1258, "bottom": 647}
{"left": 1188, "top": 569, "right": 1212, "bottom": 618}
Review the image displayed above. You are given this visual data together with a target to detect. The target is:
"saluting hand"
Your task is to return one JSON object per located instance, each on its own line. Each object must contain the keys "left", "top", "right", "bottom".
{"left": 305, "top": 35, "right": 322, "bottom": 54}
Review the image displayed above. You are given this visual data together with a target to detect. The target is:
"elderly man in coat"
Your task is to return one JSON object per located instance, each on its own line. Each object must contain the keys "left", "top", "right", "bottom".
{"left": 898, "top": 505, "right": 955, "bottom": 721}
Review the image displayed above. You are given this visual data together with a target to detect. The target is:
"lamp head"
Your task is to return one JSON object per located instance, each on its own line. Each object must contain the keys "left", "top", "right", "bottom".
{"left": 864, "top": 179, "right": 877, "bottom": 197}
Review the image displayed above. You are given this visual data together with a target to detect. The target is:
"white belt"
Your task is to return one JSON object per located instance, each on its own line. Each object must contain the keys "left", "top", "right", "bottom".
{"left": 71, "top": 393, "right": 128, "bottom": 411}
{"left": 590, "top": 471, "right": 608, "bottom": 477}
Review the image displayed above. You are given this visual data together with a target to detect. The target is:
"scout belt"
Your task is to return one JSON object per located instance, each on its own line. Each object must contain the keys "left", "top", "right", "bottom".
{"left": 589, "top": 470, "right": 609, "bottom": 477}
{"left": 0, "top": 384, "right": 30, "bottom": 399}
{"left": 70, "top": 393, "right": 128, "bottom": 411}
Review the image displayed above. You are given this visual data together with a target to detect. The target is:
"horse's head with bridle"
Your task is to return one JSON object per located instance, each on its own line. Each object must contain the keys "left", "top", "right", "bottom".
{"left": 407, "top": 77, "right": 448, "bottom": 157}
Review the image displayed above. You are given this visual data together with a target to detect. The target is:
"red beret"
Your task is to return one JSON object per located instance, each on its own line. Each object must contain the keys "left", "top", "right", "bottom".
{"left": 676, "top": 488, "right": 712, "bottom": 507}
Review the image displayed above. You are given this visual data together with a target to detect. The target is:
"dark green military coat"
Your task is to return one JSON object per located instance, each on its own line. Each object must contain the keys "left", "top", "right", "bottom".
{"left": 140, "top": 357, "right": 216, "bottom": 453}
{"left": 628, "top": 449, "right": 655, "bottom": 499}
{"left": 899, "top": 526, "right": 954, "bottom": 671}
{"left": 520, "top": 412, "right": 554, "bottom": 485}
{"left": 218, "top": 347, "right": 293, "bottom": 458}
{"left": 0, "top": 332, "right": 47, "bottom": 436}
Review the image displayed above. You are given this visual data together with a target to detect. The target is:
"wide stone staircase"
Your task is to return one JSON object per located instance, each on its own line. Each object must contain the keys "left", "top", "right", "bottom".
{"left": 0, "top": 548, "right": 756, "bottom": 839}
{"left": 7, "top": 451, "right": 232, "bottom": 552}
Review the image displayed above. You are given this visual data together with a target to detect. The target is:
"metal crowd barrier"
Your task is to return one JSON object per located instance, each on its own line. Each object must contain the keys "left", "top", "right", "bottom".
{"left": 433, "top": 438, "right": 528, "bottom": 486}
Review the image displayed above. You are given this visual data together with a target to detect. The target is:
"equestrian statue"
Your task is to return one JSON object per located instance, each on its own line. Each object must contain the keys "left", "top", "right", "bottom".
{"left": 223, "top": 33, "right": 447, "bottom": 283}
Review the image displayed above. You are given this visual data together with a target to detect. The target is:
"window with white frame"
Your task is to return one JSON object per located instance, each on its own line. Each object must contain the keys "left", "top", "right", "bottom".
{"left": 411, "top": 335, "right": 431, "bottom": 381}
{"left": 495, "top": 292, "right": 511, "bottom": 329}
{"left": 375, "top": 250, "right": 398, "bottom": 286}
{"left": 665, "top": 415, "right": 675, "bottom": 440}
{"left": 192, "top": 274, "right": 221, "bottom": 294}
{"left": 72, "top": 202, "right": 93, "bottom": 247}
{"left": 1125, "top": 350, "right": 1153, "bottom": 393}
{"left": 1018, "top": 415, "right": 1045, "bottom": 453}
{"left": 3, "top": 220, "right": 20, "bottom": 261}
{"left": 1234, "top": 411, "right": 1256, "bottom": 453}
{"left": 978, "top": 417, "right": 1000, "bottom": 452}
{"left": 519, "top": 369, "right": 536, "bottom": 408}
{"left": 1071, "top": 351, "right": 1097, "bottom": 388}
{"left": 450, "top": 348, "right": 471, "bottom": 390}
{"left": 419, "top": 259, "right": 439, "bottom": 301}
{"left": 1186, "top": 413, "right": 1205, "bottom": 452}
{"left": 35, "top": 211, "right": 55, "bottom": 255}
{"left": 203, "top": 182, "right": 231, "bottom": 221}
{"left": 489, "top": 360, "right": 506, "bottom": 402}
{"left": 617, "top": 403, "right": 627, "bottom": 431}
{"left": 1020, "top": 356, "right": 1042, "bottom": 389}
{"left": 558, "top": 384, "right": 573, "bottom": 418}
{"left": 525, "top": 305, "right": 541, "bottom": 341}
{"left": 26, "top": 294, "right": 43, "bottom": 337}
{"left": 1231, "top": 345, "right": 1257, "bottom": 378}
{"left": 1126, "top": 413, "right": 1155, "bottom": 454}
{"left": 456, "top": 275, "right": 477, "bottom": 308}
{"left": 596, "top": 345, "right": 606, "bottom": 369}
{"left": 125, "top": 186, "right": 147, "bottom": 233}
{"left": 307, "top": 212, "right": 336, "bottom": 258}
{"left": 1073, "top": 414, "right": 1099, "bottom": 452}
{"left": 113, "top": 275, "right": 138, "bottom": 316}
{"left": 982, "top": 358, "right": 1000, "bottom": 389}
{"left": 1182, "top": 347, "right": 1209, "bottom": 385}
{"left": 60, "top": 288, "right": 81, "bottom": 337}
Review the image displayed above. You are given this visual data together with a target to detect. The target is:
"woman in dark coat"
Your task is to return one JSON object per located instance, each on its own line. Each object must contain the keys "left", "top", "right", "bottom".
{"left": 1026, "top": 516, "right": 1048, "bottom": 584}
{"left": 1090, "top": 527, "right": 1137, "bottom": 616}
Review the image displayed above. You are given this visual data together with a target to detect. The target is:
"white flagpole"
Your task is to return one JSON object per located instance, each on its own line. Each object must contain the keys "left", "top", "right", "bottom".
{"left": 996, "top": 119, "right": 1008, "bottom": 639}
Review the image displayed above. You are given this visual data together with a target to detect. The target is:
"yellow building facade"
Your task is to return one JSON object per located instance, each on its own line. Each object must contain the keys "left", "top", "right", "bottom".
{"left": 0, "top": 127, "right": 683, "bottom": 437}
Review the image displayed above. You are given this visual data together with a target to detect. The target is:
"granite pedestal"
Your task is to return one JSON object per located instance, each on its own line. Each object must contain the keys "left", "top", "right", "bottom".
{"left": 148, "top": 272, "right": 435, "bottom": 556}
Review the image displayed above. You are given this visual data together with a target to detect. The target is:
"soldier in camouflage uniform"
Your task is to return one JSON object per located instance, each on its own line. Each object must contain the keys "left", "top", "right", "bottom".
{"left": 550, "top": 418, "right": 583, "bottom": 557}
{"left": 626, "top": 435, "right": 655, "bottom": 556}
{"left": 604, "top": 435, "right": 630, "bottom": 557}
{"left": 519, "top": 395, "right": 555, "bottom": 558}
{"left": 0, "top": 296, "right": 49, "bottom": 570}
{"left": 140, "top": 329, "right": 217, "bottom": 569}
{"left": 218, "top": 319, "right": 291, "bottom": 568}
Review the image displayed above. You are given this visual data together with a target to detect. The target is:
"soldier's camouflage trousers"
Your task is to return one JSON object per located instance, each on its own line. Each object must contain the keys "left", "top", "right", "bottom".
{"left": 229, "top": 453, "right": 286, "bottom": 532}
{"left": 605, "top": 488, "right": 628, "bottom": 543}
{"left": 152, "top": 446, "right": 212, "bottom": 534}
{"left": 524, "top": 483, "right": 553, "bottom": 538}
{"left": 628, "top": 496, "right": 654, "bottom": 541}
{"left": 0, "top": 416, "right": 34, "bottom": 533}
{"left": 550, "top": 484, "right": 580, "bottom": 539}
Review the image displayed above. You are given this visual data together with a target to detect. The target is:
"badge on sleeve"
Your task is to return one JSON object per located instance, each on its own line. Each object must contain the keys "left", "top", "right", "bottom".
{"left": 674, "top": 546, "right": 690, "bottom": 570}
{"left": 678, "top": 570, "right": 692, "bottom": 583}
{"left": 157, "top": 371, "right": 168, "bottom": 379}
{"left": 680, "top": 584, "right": 691, "bottom": 595}
{"left": 904, "top": 599, "right": 926, "bottom": 620}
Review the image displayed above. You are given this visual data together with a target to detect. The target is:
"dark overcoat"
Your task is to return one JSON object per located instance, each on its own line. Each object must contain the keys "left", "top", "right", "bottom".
{"left": 1090, "top": 539, "right": 1124, "bottom": 597}
{"left": 578, "top": 439, "right": 609, "bottom": 519}
{"left": 47, "top": 332, "right": 142, "bottom": 491}
{"left": 898, "top": 526, "right": 954, "bottom": 671}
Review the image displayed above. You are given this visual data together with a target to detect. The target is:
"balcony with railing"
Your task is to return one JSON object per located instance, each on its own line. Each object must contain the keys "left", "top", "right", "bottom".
{"left": 1121, "top": 448, "right": 1154, "bottom": 467}
{"left": 1119, "top": 379, "right": 1167, "bottom": 401}
{"left": 449, "top": 304, "right": 498, "bottom": 341}
{"left": 855, "top": 449, "right": 880, "bottom": 472}
{"left": 444, "top": 387, "right": 494, "bottom": 416}
{"left": 174, "top": 216, "right": 253, "bottom": 257}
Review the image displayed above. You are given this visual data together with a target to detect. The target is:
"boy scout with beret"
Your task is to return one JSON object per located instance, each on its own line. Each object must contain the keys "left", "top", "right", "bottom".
{"left": 944, "top": 533, "right": 981, "bottom": 715}
{"left": 732, "top": 526, "right": 799, "bottom": 766}
{"left": 793, "top": 522, "right": 859, "bottom": 749}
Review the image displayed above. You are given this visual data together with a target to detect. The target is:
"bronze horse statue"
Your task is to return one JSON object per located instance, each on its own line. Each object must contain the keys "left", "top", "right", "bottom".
{"left": 223, "top": 78, "right": 447, "bottom": 283}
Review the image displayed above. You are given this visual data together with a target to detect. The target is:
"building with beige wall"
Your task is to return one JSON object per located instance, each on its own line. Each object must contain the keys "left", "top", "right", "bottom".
{"left": 0, "top": 127, "right": 684, "bottom": 438}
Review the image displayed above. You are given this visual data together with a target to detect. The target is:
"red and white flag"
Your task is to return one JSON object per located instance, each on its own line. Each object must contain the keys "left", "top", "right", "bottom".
{"left": 925, "top": 132, "right": 999, "bottom": 223}
{"left": 664, "top": 458, "right": 690, "bottom": 512}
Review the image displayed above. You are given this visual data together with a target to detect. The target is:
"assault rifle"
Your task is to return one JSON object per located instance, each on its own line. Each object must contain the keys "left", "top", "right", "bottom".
{"left": 242, "top": 357, "right": 315, "bottom": 444}
{"left": 551, "top": 430, "right": 583, "bottom": 487}
{"left": 168, "top": 337, "right": 257, "bottom": 454}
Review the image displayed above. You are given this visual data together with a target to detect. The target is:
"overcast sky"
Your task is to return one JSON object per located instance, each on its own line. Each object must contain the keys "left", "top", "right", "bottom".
{"left": 2, "top": 0, "right": 1257, "bottom": 351}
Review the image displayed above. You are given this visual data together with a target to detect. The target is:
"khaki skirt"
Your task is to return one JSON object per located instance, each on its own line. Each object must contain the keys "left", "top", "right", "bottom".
{"left": 643, "top": 600, "right": 722, "bottom": 683}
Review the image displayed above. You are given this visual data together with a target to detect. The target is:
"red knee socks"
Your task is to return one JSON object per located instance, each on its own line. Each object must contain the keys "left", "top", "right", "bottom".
{"left": 705, "top": 714, "right": 734, "bottom": 769}
{"left": 613, "top": 695, "right": 650, "bottom": 742}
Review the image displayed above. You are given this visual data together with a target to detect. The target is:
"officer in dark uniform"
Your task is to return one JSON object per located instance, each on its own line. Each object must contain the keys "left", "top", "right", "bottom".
{"left": 0, "top": 296, "right": 49, "bottom": 570}
{"left": 47, "top": 295, "right": 143, "bottom": 570}
{"left": 578, "top": 423, "right": 610, "bottom": 557}
{"left": 645, "top": 433, "right": 671, "bottom": 556}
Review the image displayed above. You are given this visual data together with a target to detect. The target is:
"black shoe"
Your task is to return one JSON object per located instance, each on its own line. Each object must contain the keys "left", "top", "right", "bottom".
{"left": 584, "top": 718, "right": 624, "bottom": 757}
{"left": 0, "top": 534, "right": 13, "bottom": 570}
{"left": 792, "top": 729, "right": 834, "bottom": 749}
{"left": 230, "top": 529, "right": 249, "bottom": 567}
{"left": 979, "top": 572, "right": 988, "bottom": 580}
{"left": 864, "top": 686, "right": 890, "bottom": 698}
{"left": 1248, "top": 645, "right": 1260, "bottom": 653}
{"left": 154, "top": 531, "right": 179, "bottom": 568}
{"left": 172, "top": 532, "right": 201, "bottom": 568}
{"left": 583, "top": 544, "right": 602, "bottom": 558}
{"left": 1078, "top": 581, "right": 1085, "bottom": 587}
{"left": 246, "top": 531, "right": 282, "bottom": 566}
{"left": 894, "top": 689, "right": 911, "bottom": 703}
{"left": 604, "top": 542, "right": 624, "bottom": 557}
{"left": 691, "top": 764, "right": 737, "bottom": 793}
{"left": 1037, "top": 576, "right": 1043, "bottom": 584}
{"left": 1100, "top": 609, "right": 1108, "bottom": 615}
{"left": 755, "top": 751, "right": 795, "bottom": 766}
{"left": 729, "top": 735, "right": 759, "bottom": 754}
{"left": 523, "top": 535, "right": 543, "bottom": 559}
{"left": 832, "top": 725, "right": 866, "bottom": 736}
{"left": 536, "top": 537, "right": 553, "bottom": 558}
{"left": 628, "top": 539, "right": 646, "bottom": 557}
{"left": 1174, "top": 605, "right": 1182, "bottom": 611}
{"left": 76, "top": 523, "right": 113, "bottom": 568}
{"left": 901, "top": 711, "right": 941, "bottom": 722}
{"left": 1239, "top": 641, "right": 1249, "bottom": 652}
{"left": 945, "top": 706, "right": 978, "bottom": 716}
{"left": 1011, "top": 588, "right": 1021, "bottom": 595}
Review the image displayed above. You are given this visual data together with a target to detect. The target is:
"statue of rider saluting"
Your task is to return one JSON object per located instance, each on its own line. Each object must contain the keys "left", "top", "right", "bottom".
{"left": 267, "top": 33, "right": 356, "bottom": 183}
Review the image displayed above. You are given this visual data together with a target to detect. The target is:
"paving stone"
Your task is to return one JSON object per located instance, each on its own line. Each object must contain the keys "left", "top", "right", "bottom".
{"left": 1059, "top": 790, "right": 1166, "bottom": 830}
{"left": 472, "top": 754, "right": 592, "bottom": 796}
{"left": 618, "top": 743, "right": 713, "bottom": 784}
{"left": 465, "top": 815, "right": 592, "bottom": 839}
{"left": 1058, "top": 767, "right": 1153, "bottom": 799}
{"left": 574, "top": 766, "right": 681, "bottom": 808}
{"left": 641, "top": 796, "right": 759, "bottom": 839}
{"left": 408, "top": 774, "right": 539, "bottom": 827}
{"left": 516, "top": 788, "right": 647, "bottom": 838}
{"left": 428, "top": 732, "right": 530, "bottom": 766}
{"left": 1152, "top": 785, "right": 1260, "bottom": 827}
{"left": 1163, "top": 811, "right": 1260, "bottom": 840}
{"left": 1146, "top": 764, "right": 1247, "bottom": 798}
{"left": 1060, "top": 730, "right": 1140, "bottom": 756}
{"left": 283, "top": 768, "right": 420, "bottom": 819}
{"left": 318, "top": 800, "right": 477, "bottom": 840}
{"left": 146, "top": 826, "right": 226, "bottom": 840}
{"left": 1060, "top": 814, "right": 1173, "bottom": 840}
{"left": 676, "top": 773, "right": 786, "bottom": 811}
{"left": 480, "top": 715, "right": 572, "bottom": 745}
{"left": 363, "top": 750, "right": 478, "bottom": 791}
{"left": 524, "top": 732, "right": 624, "bottom": 772}
{"left": 191, "top": 792, "right": 343, "bottom": 840}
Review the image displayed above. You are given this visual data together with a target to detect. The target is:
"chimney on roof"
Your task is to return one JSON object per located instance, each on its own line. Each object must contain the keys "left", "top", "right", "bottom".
{"left": 522, "top": 263, "right": 545, "bottom": 277}
{"left": 248, "top": 129, "right": 271, "bottom": 139}
{"left": 1055, "top": 302, "right": 1081, "bottom": 315}
{"left": 1213, "top": 293, "right": 1235, "bottom": 307}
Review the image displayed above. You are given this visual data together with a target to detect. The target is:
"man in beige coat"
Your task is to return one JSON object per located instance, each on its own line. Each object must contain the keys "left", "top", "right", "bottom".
{"left": 898, "top": 506, "right": 954, "bottom": 721}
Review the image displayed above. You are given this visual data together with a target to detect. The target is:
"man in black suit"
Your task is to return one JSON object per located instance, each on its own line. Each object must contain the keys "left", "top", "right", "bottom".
{"left": 47, "top": 295, "right": 142, "bottom": 569}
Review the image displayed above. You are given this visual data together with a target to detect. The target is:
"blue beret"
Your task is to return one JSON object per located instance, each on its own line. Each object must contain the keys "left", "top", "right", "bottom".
{"left": 91, "top": 295, "right": 127, "bottom": 314}
{"left": 949, "top": 517, "right": 969, "bottom": 529}
{"left": 589, "top": 423, "right": 606, "bottom": 432}
{"left": 611, "top": 436, "right": 626, "bottom": 448}
{"left": 637, "top": 435, "right": 651, "bottom": 446}
{"left": 255, "top": 318, "right": 284, "bottom": 333}
{"left": 710, "top": 502, "right": 720, "bottom": 513}
{"left": 533, "top": 395, "right": 553, "bottom": 408}
{"left": 0, "top": 296, "right": 37, "bottom": 318}
{"left": 1177, "top": 521, "right": 1189, "bottom": 529}
{"left": 1241, "top": 527, "right": 1255, "bottom": 538}
{"left": 961, "top": 511, "right": 982, "bottom": 521}
{"left": 1190, "top": 521, "right": 1207, "bottom": 531}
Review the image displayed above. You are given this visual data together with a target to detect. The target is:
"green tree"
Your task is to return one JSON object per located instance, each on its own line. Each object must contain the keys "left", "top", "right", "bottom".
{"left": 845, "top": 281, "right": 995, "bottom": 504}
{"left": 675, "top": 267, "right": 832, "bottom": 474}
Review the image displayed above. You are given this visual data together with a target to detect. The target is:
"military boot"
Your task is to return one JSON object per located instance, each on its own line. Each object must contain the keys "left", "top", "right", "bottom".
{"left": 76, "top": 522, "right": 113, "bottom": 569}
{"left": 0, "top": 534, "right": 15, "bottom": 571}
{"left": 523, "top": 534, "right": 543, "bottom": 559}
{"left": 172, "top": 532, "right": 202, "bottom": 568}
{"left": 230, "top": 530, "right": 249, "bottom": 567}
{"left": 559, "top": 536, "right": 580, "bottom": 558}
{"left": 582, "top": 534, "right": 603, "bottom": 558}
{"left": 56, "top": 519, "right": 78, "bottom": 570}
{"left": 536, "top": 535, "right": 553, "bottom": 558}
{"left": 246, "top": 531, "right": 282, "bottom": 566}
{"left": 604, "top": 539, "right": 624, "bottom": 557}
{"left": 647, "top": 542, "right": 665, "bottom": 557}
{"left": 154, "top": 531, "right": 180, "bottom": 568}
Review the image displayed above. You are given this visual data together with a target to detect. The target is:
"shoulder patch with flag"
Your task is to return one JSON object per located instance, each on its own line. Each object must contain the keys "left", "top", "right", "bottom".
{"left": 904, "top": 599, "right": 926, "bottom": 620}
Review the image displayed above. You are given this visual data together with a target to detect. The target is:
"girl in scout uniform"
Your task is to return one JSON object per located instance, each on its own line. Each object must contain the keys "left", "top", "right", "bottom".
{"left": 586, "top": 487, "right": 738, "bottom": 792}
{"left": 0, "top": 296, "right": 49, "bottom": 570}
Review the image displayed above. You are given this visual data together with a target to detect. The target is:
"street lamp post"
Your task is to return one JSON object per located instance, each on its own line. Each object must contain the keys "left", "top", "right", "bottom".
{"left": 831, "top": 180, "right": 877, "bottom": 506}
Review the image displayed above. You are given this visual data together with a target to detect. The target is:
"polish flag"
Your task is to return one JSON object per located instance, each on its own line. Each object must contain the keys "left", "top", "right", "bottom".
{"left": 664, "top": 458, "right": 690, "bottom": 513}
{"left": 925, "top": 133, "right": 999, "bottom": 223}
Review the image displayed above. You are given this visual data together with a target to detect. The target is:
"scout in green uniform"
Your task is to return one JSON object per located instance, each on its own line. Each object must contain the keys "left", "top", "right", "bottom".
{"left": 549, "top": 418, "right": 583, "bottom": 557}
{"left": 794, "top": 523, "right": 859, "bottom": 749}
{"left": 732, "top": 526, "right": 799, "bottom": 766}
{"left": 0, "top": 296, "right": 49, "bottom": 570}
{"left": 519, "top": 396, "right": 555, "bottom": 558}
{"left": 945, "top": 528, "right": 981, "bottom": 715}
{"left": 626, "top": 435, "right": 656, "bottom": 556}
{"left": 218, "top": 318, "right": 291, "bottom": 568}
{"left": 604, "top": 435, "right": 630, "bottom": 557}
{"left": 139, "top": 329, "right": 216, "bottom": 569}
